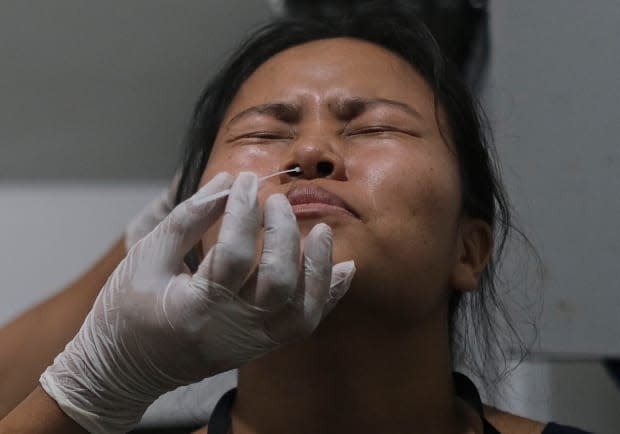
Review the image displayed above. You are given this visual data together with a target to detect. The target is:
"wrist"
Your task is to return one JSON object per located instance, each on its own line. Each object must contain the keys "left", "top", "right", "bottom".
{"left": 38, "top": 324, "right": 181, "bottom": 433}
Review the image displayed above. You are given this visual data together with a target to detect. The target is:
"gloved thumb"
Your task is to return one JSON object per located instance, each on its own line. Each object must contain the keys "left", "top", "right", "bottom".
{"left": 321, "top": 260, "right": 356, "bottom": 320}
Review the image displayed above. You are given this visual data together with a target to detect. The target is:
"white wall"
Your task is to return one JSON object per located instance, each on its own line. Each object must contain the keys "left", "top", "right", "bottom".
{"left": 0, "top": 184, "right": 165, "bottom": 322}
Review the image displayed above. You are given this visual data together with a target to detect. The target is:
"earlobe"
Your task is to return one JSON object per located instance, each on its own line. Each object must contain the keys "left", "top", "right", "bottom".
{"left": 450, "top": 219, "right": 493, "bottom": 293}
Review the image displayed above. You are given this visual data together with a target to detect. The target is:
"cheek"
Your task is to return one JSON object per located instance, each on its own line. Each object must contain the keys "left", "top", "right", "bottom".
{"left": 353, "top": 145, "right": 462, "bottom": 225}
{"left": 200, "top": 145, "right": 279, "bottom": 186}
{"left": 339, "top": 149, "right": 462, "bottom": 320}
{"left": 372, "top": 157, "right": 462, "bottom": 272}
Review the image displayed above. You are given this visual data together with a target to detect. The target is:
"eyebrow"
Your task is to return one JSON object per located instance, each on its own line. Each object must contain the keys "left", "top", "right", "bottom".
{"left": 226, "top": 102, "right": 301, "bottom": 127}
{"left": 330, "top": 97, "right": 423, "bottom": 121}
{"left": 225, "top": 96, "right": 423, "bottom": 128}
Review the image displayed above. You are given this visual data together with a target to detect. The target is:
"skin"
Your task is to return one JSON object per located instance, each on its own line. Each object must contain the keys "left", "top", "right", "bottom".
{"left": 0, "top": 386, "right": 87, "bottom": 434}
{"left": 196, "top": 37, "right": 500, "bottom": 434}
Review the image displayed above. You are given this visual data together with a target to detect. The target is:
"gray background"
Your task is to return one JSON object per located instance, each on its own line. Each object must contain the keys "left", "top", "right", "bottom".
{"left": 0, "top": 0, "right": 271, "bottom": 180}
{"left": 1, "top": 1, "right": 620, "bottom": 432}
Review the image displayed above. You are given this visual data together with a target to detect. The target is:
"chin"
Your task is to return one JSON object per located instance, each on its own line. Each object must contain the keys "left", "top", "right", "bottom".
{"left": 329, "top": 254, "right": 445, "bottom": 328}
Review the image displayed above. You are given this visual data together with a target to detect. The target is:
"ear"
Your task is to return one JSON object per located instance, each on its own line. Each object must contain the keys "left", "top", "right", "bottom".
{"left": 450, "top": 218, "right": 493, "bottom": 293}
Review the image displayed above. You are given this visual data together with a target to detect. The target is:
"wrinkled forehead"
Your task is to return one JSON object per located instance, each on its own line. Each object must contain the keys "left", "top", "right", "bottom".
{"left": 221, "top": 37, "right": 439, "bottom": 123}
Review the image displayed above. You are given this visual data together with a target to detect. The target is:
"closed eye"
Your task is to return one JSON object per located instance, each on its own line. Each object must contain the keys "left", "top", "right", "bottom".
{"left": 346, "top": 125, "right": 413, "bottom": 136}
{"left": 247, "top": 132, "right": 290, "bottom": 139}
{"left": 229, "top": 131, "right": 293, "bottom": 142}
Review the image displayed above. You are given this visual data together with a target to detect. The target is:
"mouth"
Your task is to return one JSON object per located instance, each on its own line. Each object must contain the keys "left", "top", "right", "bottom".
{"left": 285, "top": 184, "right": 358, "bottom": 219}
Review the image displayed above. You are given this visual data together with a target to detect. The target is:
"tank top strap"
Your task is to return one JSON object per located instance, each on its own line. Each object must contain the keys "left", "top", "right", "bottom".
{"left": 453, "top": 372, "right": 501, "bottom": 434}
{"left": 207, "top": 388, "right": 236, "bottom": 434}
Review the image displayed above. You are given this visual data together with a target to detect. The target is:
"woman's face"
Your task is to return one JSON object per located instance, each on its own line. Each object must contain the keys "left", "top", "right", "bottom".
{"left": 199, "top": 37, "right": 476, "bottom": 322}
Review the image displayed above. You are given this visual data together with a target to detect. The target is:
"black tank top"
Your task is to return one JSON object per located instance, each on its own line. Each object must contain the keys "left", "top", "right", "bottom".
{"left": 205, "top": 372, "right": 592, "bottom": 434}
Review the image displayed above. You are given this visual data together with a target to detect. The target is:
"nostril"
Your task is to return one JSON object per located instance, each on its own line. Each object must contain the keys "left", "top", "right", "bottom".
{"left": 317, "top": 161, "right": 333, "bottom": 176}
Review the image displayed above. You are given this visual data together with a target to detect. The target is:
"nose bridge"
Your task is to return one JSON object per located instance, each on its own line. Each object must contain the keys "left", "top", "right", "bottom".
{"left": 297, "top": 124, "right": 334, "bottom": 153}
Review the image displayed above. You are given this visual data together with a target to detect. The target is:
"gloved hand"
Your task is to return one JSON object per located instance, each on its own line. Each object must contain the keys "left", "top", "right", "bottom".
{"left": 40, "top": 171, "right": 356, "bottom": 434}
{"left": 124, "top": 170, "right": 180, "bottom": 251}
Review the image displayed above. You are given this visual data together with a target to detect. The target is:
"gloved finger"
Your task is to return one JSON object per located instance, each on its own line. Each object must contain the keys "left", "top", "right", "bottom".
{"left": 195, "top": 172, "right": 260, "bottom": 294}
{"left": 270, "top": 223, "right": 333, "bottom": 341}
{"left": 320, "top": 260, "right": 356, "bottom": 321}
{"left": 140, "top": 171, "right": 234, "bottom": 272}
{"left": 250, "top": 193, "right": 300, "bottom": 309}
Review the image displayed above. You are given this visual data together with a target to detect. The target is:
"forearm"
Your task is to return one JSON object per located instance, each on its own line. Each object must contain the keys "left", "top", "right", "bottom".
{"left": 0, "top": 386, "right": 87, "bottom": 434}
{"left": 0, "top": 239, "right": 126, "bottom": 418}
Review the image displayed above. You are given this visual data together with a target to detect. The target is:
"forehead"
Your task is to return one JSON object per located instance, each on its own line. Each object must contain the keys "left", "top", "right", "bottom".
{"left": 225, "top": 37, "right": 436, "bottom": 118}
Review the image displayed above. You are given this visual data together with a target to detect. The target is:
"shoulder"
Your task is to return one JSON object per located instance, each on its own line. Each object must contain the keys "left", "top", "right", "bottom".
{"left": 483, "top": 404, "right": 547, "bottom": 434}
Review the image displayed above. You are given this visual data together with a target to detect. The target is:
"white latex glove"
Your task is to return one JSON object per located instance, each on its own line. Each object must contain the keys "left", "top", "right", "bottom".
{"left": 40, "top": 171, "right": 356, "bottom": 434}
{"left": 124, "top": 171, "right": 180, "bottom": 250}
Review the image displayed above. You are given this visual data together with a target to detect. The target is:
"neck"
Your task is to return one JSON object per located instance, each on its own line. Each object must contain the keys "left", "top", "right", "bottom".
{"left": 230, "top": 303, "right": 477, "bottom": 434}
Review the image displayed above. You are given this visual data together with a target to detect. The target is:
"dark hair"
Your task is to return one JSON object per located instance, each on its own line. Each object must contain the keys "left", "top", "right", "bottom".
{"left": 175, "top": 6, "right": 537, "bottom": 388}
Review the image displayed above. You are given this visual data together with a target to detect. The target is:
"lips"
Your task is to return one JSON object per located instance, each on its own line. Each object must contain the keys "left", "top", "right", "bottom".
{"left": 285, "top": 184, "right": 357, "bottom": 218}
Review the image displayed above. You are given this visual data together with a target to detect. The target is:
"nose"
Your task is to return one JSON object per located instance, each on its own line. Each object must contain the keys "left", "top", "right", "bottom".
{"left": 279, "top": 136, "right": 346, "bottom": 182}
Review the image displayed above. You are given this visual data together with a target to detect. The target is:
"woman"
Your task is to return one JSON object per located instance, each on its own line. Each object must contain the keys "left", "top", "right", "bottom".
{"left": 0, "top": 7, "right": 589, "bottom": 434}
